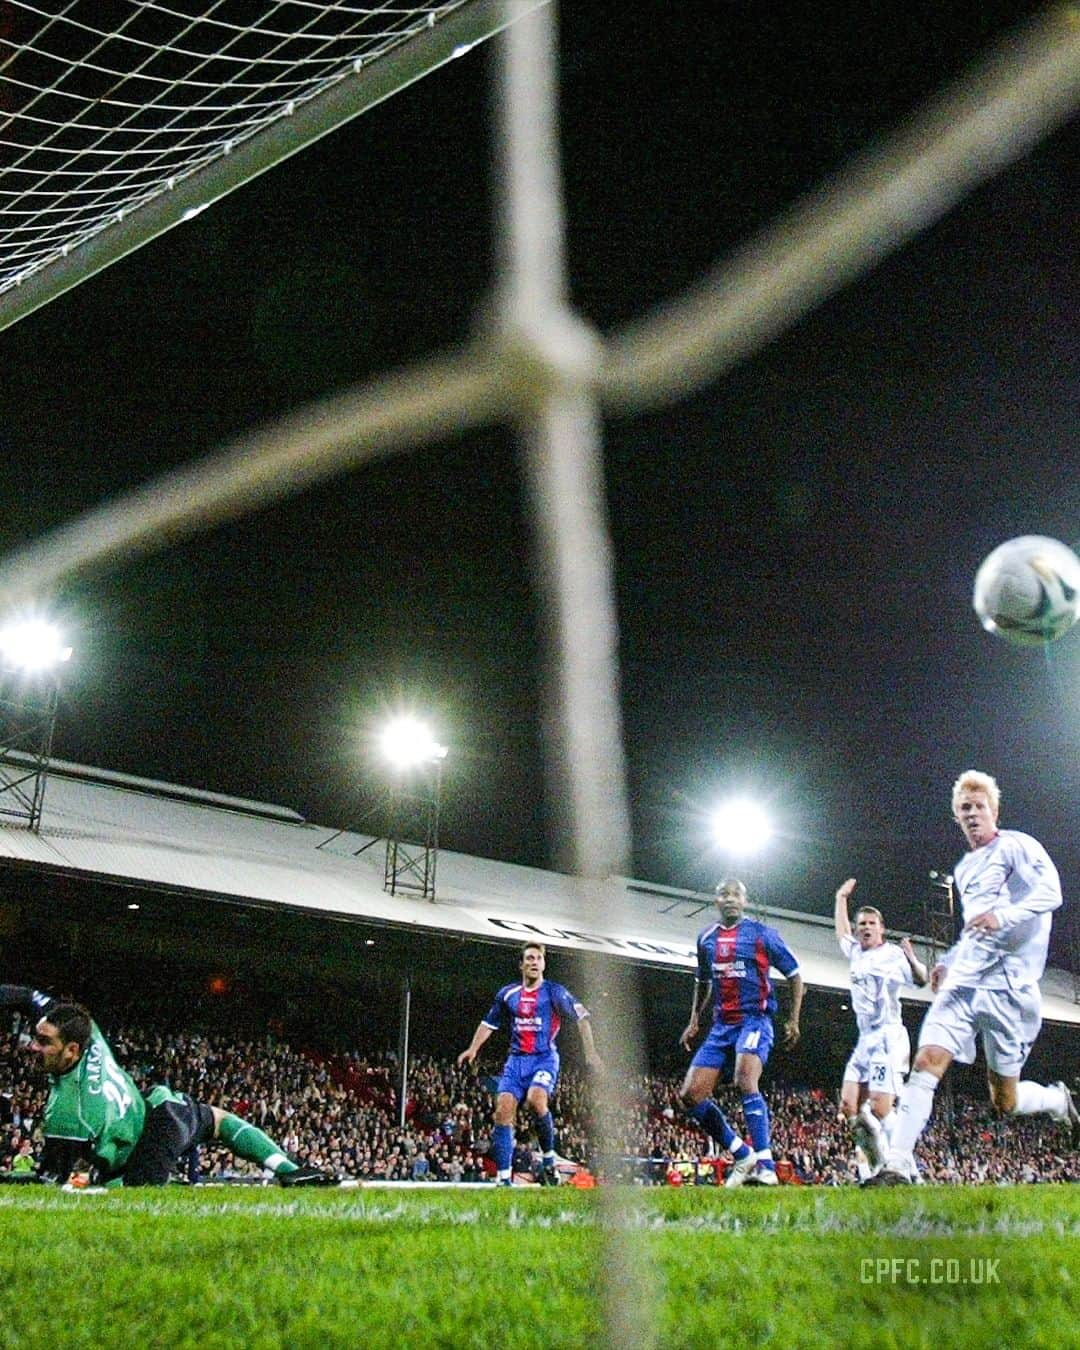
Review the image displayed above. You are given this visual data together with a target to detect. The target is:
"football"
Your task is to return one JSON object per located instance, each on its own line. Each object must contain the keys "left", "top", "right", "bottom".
{"left": 973, "top": 535, "right": 1080, "bottom": 646}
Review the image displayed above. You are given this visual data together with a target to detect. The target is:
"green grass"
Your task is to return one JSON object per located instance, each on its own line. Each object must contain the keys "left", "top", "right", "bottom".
{"left": 0, "top": 1185, "right": 1076, "bottom": 1348}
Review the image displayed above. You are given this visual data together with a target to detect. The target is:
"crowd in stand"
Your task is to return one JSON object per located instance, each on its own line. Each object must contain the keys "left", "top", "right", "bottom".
{"left": 2, "top": 1015, "right": 1076, "bottom": 1185}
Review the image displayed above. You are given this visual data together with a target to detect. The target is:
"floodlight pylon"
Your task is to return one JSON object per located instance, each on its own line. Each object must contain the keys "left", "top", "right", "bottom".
{"left": 377, "top": 750, "right": 445, "bottom": 902}
{"left": 0, "top": 664, "right": 64, "bottom": 831}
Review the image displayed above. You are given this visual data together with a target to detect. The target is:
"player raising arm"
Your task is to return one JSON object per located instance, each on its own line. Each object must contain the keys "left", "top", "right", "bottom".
{"left": 833, "top": 877, "right": 926, "bottom": 1180}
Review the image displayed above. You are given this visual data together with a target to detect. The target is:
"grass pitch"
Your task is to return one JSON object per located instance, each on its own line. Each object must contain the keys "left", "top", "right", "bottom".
{"left": 0, "top": 1184, "right": 1076, "bottom": 1349}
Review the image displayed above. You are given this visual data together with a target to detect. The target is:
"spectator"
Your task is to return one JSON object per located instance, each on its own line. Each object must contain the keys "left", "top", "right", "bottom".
{"left": 10, "top": 1137, "right": 35, "bottom": 1174}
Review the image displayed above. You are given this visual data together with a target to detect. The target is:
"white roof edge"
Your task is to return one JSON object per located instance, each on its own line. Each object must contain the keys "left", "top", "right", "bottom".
{"left": 3, "top": 751, "right": 306, "bottom": 822}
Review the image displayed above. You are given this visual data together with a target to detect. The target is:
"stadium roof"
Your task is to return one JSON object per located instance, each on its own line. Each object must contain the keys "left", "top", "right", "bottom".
{"left": 0, "top": 756, "right": 1077, "bottom": 1026}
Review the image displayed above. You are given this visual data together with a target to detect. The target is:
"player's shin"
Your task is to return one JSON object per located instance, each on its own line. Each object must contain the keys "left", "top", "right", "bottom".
{"left": 492, "top": 1123, "right": 514, "bottom": 1180}
{"left": 1012, "top": 1081, "right": 1067, "bottom": 1117}
{"left": 217, "top": 1113, "right": 297, "bottom": 1177}
{"left": 741, "top": 1093, "right": 774, "bottom": 1171}
{"left": 848, "top": 1106, "right": 884, "bottom": 1171}
{"left": 535, "top": 1110, "right": 556, "bottom": 1155}
{"left": 688, "top": 1099, "right": 749, "bottom": 1158}
{"left": 884, "top": 1070, "right": 938, "bottom": 1172}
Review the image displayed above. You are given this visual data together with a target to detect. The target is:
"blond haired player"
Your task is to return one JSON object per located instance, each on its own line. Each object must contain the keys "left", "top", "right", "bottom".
{"left": 868, "top": 770, "right": 1078, "bottom": 1185}
{"left": 834, "top": 879, "right": 927, "bottom": 1180}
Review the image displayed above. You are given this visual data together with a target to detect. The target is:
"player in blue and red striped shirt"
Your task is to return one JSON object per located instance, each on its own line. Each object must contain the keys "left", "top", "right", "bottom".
{"left": 678, "top": 878, "right": 803, "bottom": 1186}
{"left": 458, "top": 942, "right": 601, "bottom": 1185}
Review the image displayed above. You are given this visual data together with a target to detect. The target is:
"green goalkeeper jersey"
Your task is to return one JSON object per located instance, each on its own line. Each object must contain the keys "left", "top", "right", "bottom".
{"left": 42, "top": 1021, "right": 147, "bottom": 1180}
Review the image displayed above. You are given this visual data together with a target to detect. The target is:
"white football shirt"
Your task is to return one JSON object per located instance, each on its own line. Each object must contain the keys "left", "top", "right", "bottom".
{"left": 942, "top": 829, "right": 1061, "bottom": 991}
{"left": 840, "top": 936, "right": 914, "bottom": 1034}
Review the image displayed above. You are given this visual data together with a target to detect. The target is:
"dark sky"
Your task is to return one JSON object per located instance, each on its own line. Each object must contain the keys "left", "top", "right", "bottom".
{"left": 2, "top": 2, "right": 1078, "bottom": 953}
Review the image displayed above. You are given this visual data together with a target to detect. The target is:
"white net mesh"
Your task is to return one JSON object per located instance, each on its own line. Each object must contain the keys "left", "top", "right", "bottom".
{"left": 0, "top": 1, "right": 484, "bottom": 298}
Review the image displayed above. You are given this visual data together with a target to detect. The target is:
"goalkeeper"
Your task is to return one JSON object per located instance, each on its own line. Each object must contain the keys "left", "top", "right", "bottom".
{"left": 1, "top": 985, "right": 336, "bottom": 1187}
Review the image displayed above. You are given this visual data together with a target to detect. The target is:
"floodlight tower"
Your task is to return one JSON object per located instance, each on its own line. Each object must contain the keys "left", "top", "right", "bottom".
{"left": 379, "top": 717, "right": 447, "bottom": 902}
{"left": 924, "top": 869, "right": 955, "bottom": 966}
{"left": 0, "top": 619, "right": 72, "bottom": 831}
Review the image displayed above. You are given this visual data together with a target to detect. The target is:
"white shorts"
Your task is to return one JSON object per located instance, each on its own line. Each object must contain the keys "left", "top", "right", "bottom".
{"left": 918, "top": 982, "right": 1041, "bottom": 1079}
{"left": 842, "top": 1024, "right": 910, "bottom": 1097}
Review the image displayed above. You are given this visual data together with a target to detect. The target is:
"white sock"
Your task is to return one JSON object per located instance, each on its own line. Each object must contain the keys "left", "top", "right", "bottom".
{"left": 885, "top": 1070, "right": 938, "bottom": 1169}
{"left": 859, "top": 1101, "right": 885, "bottom": 1136}
{"left": 879, "top": 1110, "right": 897, "bottom": 1144}
{"left": 1013, "top": 1081, "right": 1067, "bottom": 1118}
{"left": 849, "top": 1113, "right": 882, "bottom": 1168}
{"left": 855, "top": 1147, "right": 873, "bottom": 1183}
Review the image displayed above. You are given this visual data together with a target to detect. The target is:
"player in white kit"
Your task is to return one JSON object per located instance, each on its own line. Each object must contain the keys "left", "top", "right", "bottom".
{"left": 867, "top": 770, "right": 1079, "bottom": 1185}
{"left": 834, "top": 878, "right": 927, "bottom": 1179}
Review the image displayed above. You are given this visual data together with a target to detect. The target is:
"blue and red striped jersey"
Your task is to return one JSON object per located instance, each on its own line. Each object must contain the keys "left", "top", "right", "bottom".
{"left": 482, "top": 979, "right": 588, "bottom": 1055}
{"left": 696, "top": 918, "right": 799, "bottom": 1023}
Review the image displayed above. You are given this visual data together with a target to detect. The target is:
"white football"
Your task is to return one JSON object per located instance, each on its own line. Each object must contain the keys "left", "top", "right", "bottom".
{"left": 973, "top": 535, "right": 1080, "bottom": 646}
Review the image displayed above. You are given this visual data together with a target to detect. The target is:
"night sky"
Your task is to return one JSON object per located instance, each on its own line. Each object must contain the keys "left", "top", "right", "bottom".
{"left": 2, "top": 2, "right": 1077, "bottom": 955}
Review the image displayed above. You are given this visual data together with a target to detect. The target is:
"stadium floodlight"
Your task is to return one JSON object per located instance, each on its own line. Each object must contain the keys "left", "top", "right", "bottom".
{"left": 0, "top": 619, "right": 72, "bottom": 673}
{"left": 378, "top": 716, "right": 448, "bottom": 771}
{"left": 710, "top": 797, "right": 773, "bottom": 857}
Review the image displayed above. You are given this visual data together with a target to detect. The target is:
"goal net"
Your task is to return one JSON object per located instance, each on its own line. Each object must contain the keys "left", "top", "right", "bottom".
{"left": 0, "top": 0, "right": 536, "bottom": 329}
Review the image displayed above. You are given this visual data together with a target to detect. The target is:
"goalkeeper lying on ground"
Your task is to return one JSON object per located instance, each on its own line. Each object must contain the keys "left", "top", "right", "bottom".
{"left": 1, "top": 985, "right": 337, "bottom": 1187}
